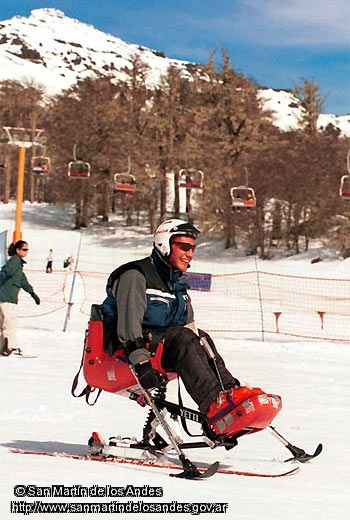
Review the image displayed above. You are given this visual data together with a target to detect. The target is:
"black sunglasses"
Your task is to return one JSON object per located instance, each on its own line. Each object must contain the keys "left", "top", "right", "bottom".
{"left": 172, "top": 241, "right": 196, "bottom": 252}
{"left": 20, "top": 248, "right": 29, "bottom": 251}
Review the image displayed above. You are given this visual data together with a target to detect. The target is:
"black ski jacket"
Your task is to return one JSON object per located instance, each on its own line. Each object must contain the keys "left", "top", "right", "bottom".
{"left": 101, "top": 248, "right": 194, "bottom": 352}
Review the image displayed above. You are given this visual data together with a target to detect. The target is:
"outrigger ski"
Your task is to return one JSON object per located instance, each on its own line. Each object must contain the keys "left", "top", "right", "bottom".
{"left": 170, "top": 457, "right": 220, "bottom": 480}
{"left": 284, "top": 442, "right": 323, "bottom": 462}
{"left": 268, "top": 426, "right": 323, "bottom": 463}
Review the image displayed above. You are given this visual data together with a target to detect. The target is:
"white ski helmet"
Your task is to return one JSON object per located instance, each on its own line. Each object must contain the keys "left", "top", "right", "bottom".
{"left": 153, "top": 219, "right": 200, "bottom": 257}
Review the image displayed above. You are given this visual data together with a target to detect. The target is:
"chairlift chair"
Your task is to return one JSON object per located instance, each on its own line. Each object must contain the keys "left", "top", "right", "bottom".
{"left": 31, "top": 155, "right": 51, "bottom": 176}
{"left": 114, "top": 173, "right": 137, "bottom": 194}
{"left": 68, "top": 160, "right": 91, "bottom": 178}
{"left": 231, "top": 186, "right": 257, "bottom": 212}
{"left": 178, "top": 168, "right": 204, "bottom": 189}
{"left": 339, "top": 175, "right": 350, "bottom": 200}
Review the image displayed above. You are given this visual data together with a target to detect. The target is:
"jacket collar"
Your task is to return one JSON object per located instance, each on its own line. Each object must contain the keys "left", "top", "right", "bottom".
{"left": 15, "top": 254, "right": 26, "bottom": 265}
{"left": 151, "top": 248, "right": 188, "bottom": 290}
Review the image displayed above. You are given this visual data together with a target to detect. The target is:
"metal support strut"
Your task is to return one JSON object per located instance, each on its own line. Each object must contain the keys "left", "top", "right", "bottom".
{"left": 131, "top": 368, "right": 219, "bottom": 479}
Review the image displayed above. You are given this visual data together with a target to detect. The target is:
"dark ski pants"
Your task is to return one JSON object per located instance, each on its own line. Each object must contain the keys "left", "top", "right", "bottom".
{"left": 158, "top": 327, "right": 237, "bottom": 413}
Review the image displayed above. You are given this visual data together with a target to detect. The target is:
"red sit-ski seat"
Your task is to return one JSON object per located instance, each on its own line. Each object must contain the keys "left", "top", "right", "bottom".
{"left": 83, "top": 318, "right": 176, "bottom": 397}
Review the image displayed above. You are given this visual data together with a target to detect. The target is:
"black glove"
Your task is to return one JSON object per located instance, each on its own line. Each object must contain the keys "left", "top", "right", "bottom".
{"left": 127, "top": 346, "right": 164, "bottom": 390}
{"left": 133, "top": 360, "right": 164, "bottom": 390}
{"left": 31, "top": 293, "right": 40, "bottom": 305}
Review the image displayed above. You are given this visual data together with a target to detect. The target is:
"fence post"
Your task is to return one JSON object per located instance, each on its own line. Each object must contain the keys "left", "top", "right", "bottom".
{"left": 63, "top": 232, "right": 83, "bottom": 332}
{"left": 254, "top": 255, "right": 265, "bottom": 341}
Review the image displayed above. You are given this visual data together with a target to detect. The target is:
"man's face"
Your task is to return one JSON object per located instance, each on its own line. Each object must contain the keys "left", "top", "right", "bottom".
{"left": 167, "top": 235, "right": 196, "bottom": 272}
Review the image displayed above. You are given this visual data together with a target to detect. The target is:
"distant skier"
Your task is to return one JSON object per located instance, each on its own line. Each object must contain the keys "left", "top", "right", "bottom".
{"left": 0, "top": 240, "right": 40, "bottom": 356}
{"left": 45, "top": 248, "right": 53, "bottom": 273}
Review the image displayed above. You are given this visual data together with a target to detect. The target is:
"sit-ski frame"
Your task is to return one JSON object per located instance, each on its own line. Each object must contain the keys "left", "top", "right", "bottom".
{"left": 128, "top": 384, "right": 263, "bottom": 452}
{"left": 126, "top": 380, "right": 322, "bottom": 472}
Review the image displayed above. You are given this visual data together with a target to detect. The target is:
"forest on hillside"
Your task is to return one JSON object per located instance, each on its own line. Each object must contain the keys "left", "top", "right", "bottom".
{"left": 0, "top": 51, "right": 350, "bottom": 258}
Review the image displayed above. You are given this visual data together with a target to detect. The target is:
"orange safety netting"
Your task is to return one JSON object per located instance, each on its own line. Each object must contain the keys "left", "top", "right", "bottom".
{"left": 18, "top": 269, "right": 350, "bottom": 342}
{"left": 17, "top": 270, "right": 68, "bottom": 318}
{"left": 77, "top": 270, "right": 350, "bottom": 342}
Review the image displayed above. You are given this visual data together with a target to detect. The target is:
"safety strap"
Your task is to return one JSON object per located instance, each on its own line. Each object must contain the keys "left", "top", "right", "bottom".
{"left": 177, "top": 379, "right": 203, "bottom": 438}
{"left": 71, "top": 332, "right": 102, "bottom": 406}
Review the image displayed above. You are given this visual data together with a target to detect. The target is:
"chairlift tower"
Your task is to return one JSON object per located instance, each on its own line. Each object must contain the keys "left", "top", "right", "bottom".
{"left": 3, "top": 126, "right": 45, "bottom": 242}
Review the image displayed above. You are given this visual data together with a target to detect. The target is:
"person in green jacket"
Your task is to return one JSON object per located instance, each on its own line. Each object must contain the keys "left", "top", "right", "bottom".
{"left": 0, "top": 240, "right": 40, "bottom": 356}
